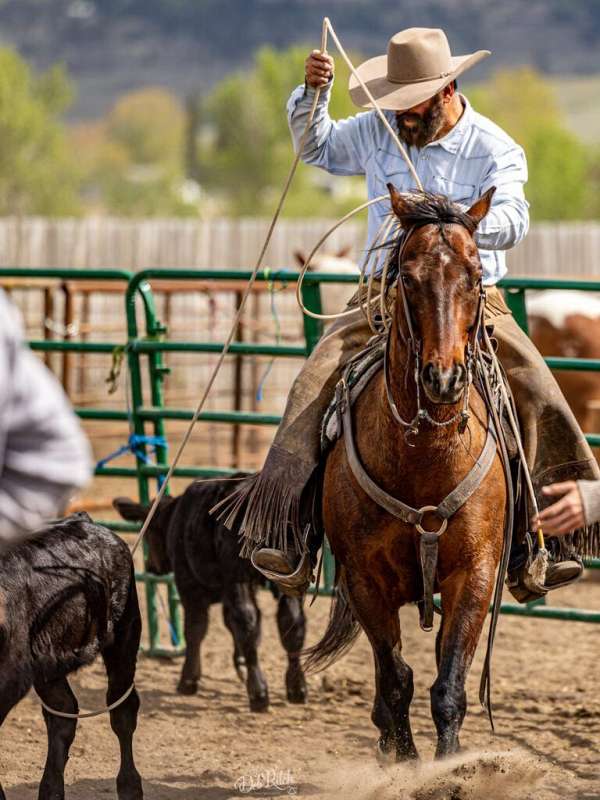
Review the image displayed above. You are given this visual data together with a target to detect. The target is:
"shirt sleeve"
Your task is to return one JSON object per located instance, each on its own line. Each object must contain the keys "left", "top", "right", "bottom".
{"left": 475, "top": 145, "right": 530, "bottom": 251}
{"left": 0, "top": 291, "right": 93, "bottom": 543}
{"left": 577, "top": 479, "right": 600, "bottom": 527}
{"left": 287, "top": 79, "right": 373, "bottom": 176}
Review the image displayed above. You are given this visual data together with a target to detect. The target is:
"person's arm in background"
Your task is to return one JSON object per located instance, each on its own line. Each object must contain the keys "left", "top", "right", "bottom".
{"left": 533, "top": 480, "right": 600, "bottom": 534}
{"left": 476, "top": 144, "right": 529, "bottom": 251}
{"left": 0, "top": 291, "right": 93, "bottom": 549}
{"left": 287, "top": 49, "right": 373, "bottom": 176}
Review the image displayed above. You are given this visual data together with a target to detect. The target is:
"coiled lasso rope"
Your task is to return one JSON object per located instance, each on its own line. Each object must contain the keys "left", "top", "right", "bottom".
{"left": 39, "top": 16, "right": 421, "bottom": 720}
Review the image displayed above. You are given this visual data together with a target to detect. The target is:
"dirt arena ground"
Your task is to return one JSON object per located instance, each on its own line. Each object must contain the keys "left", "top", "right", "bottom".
{"left": 1, "top": 575, "right": 599, "bottom": 800}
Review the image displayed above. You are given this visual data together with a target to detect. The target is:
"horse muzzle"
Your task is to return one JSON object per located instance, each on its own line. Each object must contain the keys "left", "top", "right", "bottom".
{"left": 421, "top": 362, "right": 467, "bottom": 404}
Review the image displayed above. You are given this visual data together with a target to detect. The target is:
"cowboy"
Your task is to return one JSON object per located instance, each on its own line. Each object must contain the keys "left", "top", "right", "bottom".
{"left": 0, "top": 289, "right": 92, "bottom": 552}
{"left": 221, "top": 28, "right": 600, "bottom": 598}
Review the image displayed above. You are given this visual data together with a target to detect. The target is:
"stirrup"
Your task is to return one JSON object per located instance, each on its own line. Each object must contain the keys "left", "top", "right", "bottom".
{"left": 506, "top": 541, "right": 584, "bottom": 603}
{"left": 250, "top": 547, "right": 312, "bottom": 598}
{"left": 506, "top": 535, "right": 549, "bottom": 603}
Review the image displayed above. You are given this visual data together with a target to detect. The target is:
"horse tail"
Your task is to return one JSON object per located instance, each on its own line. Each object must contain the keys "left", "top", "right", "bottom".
{"left": 302, "top": 575, "right": 361, "bottom": 674}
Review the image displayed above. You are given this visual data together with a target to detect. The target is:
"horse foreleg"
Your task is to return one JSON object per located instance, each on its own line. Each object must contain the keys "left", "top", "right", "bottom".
{"left": 432, "top": 562, "right": 496, "bottom": 758}
{"left": 347, "top": 575, "right": 418, "bottom": 761}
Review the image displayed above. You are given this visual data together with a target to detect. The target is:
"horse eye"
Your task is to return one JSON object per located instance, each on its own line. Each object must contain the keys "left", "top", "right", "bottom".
{"left": 401, "top": 273, "right": 413, "bottom": 289}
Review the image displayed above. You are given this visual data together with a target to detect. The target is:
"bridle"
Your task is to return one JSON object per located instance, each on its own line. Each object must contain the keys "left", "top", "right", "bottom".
{"left": 384, "top": 223, "right": 486, "bottom": 443}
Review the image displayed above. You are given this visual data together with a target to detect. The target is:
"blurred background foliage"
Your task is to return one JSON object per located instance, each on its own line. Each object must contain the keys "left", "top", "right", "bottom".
{"left": 1, "top": 42, "right": 599, "bottom": 219}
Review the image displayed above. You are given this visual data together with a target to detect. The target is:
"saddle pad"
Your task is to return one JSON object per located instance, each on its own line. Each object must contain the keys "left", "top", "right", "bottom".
{"left": 321, "top": 340, "right": 384, "bottom": 449}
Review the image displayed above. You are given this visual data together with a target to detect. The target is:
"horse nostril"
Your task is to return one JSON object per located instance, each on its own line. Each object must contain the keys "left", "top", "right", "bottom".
{"left": 422, "top": 363, "right": 440, "bottom": 394}
{"left": 449, "top": 364, "right": 466, "bottom": 392}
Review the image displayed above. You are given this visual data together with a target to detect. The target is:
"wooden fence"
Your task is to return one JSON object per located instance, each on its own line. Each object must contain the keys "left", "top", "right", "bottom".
{"left": 0, "top": 217, "right": 599, "bottom": 276}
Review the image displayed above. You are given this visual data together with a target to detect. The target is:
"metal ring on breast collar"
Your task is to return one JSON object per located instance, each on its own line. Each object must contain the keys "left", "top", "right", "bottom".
{"left": 415, "top": 505, "right": 449, "bottom": 536}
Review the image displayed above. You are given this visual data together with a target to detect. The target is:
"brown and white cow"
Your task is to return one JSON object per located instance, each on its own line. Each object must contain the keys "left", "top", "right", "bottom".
{"left": 527, "top": 290, "right": 600, "bottom": 433}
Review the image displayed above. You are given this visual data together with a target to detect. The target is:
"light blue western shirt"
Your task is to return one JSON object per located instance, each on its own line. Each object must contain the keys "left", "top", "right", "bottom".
{"left": 287, "top": 82, "right": 529, "bottom": 285}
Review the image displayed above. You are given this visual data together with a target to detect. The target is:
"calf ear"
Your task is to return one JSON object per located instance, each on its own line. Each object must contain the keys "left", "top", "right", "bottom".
{"left": 466, "top": 187, "right": 496, "bottom": 227}
{"left": 112, "top": 497, "right": 147, "bottom": 522}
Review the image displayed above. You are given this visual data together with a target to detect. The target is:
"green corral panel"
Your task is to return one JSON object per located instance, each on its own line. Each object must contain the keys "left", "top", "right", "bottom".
{"left": 7, "top": 268, "right": 600, "bottom": 647}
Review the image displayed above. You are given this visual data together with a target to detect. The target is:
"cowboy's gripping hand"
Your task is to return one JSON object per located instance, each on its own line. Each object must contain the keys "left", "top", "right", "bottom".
{"left": 305, "top": 50, "right": 334, "bottom": 88}
{"left": 532, "top": 481, "right": 585, "bottom": 536}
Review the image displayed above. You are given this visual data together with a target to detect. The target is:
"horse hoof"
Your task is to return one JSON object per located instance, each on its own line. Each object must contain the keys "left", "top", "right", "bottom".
{"left": 116, "top": 772, "right": 144, "bottom": 800}
{"left": 286, "top": 684, "right": 308, "bottom": 704}
{"left": 249, "top": 692, "right": 270, "bottom": 713}
{"left": 375, "top": 738, "right": 395, "bottom": 767}
{"left": 177, "top": 678, "right": 199, "bottom": 695}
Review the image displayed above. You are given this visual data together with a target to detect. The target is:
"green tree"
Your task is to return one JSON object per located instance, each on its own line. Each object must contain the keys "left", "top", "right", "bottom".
{"left": 76, "top": 87, "right": 200, "bottom": 216}
{"left": 467, "top": 68, "right": 590, "bottom": 220}
{"left": 199, "top": 44, "right": 367, "bottom": 216}
{"left": 107, "top": 88, "right": 185, "bottom": 169}
{"left": 0, "top": 48, "right": 80, "bottom": 215}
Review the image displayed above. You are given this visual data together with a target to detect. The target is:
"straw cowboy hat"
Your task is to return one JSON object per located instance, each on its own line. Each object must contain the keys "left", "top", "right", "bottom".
{"left": 349, "top": 28, "right": 490, "bottom": 111}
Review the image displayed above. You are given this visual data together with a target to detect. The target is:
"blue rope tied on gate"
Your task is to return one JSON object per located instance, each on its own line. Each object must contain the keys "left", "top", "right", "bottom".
{"left": 96, "top": 434, "right": 168, "bottom": 488}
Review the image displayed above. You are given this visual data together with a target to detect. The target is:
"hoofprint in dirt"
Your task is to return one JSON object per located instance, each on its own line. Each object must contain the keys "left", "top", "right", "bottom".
{"left": 1, "top": 580, "right": 598, "bottom": 800}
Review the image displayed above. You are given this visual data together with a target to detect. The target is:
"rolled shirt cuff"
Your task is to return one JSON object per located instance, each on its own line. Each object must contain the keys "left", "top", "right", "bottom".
{"left": 577, "top": 479, "right": 600, "bottom": 527}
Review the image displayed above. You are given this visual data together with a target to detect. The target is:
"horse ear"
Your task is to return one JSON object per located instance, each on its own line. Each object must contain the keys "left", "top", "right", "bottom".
{"left": 293, "top": 249, "right": 307, "bottom": 267}
{"left": 465, "top": 187, "right": 496, "bottom": 227}
{"left": 387, "top": 183, "right": 412, "bottom": 228}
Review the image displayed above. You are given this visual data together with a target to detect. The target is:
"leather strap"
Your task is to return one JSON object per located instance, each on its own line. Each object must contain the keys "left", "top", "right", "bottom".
{"left": 419, "top": 533, "right": 440, "bottom": 631}
{"left": 436, "top": 425, "right": 497, "bottom": 519}
{"left": 339, "top": 378, "right": 498, "bottom": 529}
{"left": 339, "top": 380, "right": 419, "bottom": 525}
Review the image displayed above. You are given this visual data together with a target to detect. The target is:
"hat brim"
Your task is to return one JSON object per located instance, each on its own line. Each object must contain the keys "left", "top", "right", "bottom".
{"left": 348, "top": 51, "right": 490, "bottom": 111}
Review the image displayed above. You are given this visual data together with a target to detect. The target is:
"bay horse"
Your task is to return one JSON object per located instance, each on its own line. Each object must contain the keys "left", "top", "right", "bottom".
{"left": 310, "top": 186, "right": 507, "bottom": 760}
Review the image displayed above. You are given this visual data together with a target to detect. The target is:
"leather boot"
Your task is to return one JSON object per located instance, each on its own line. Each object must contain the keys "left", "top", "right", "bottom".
{"left": 251, "top": 547, "right": 313, "bottom": 598}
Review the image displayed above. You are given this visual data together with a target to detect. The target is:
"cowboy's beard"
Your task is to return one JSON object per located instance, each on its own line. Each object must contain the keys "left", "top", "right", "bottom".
{"left": 395, "top": 92, "right": 445, "bottom": 148}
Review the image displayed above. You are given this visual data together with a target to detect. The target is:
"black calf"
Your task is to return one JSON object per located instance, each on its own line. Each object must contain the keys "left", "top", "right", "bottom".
{"left": 0, "top": 512, "right": 143, "bottom": 800}
{"left": 113, "top": 476, "right": 307, "bottom": 712}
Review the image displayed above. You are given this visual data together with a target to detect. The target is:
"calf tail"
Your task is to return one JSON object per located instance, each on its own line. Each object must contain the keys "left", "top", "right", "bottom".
{"left": 302, "top": 576, "right": 361, "bottom": 674}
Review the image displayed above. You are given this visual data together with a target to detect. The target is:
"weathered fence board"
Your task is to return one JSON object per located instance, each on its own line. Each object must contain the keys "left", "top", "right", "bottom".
{"left": 0, "top": 217, "right": 597, "bottom": 276}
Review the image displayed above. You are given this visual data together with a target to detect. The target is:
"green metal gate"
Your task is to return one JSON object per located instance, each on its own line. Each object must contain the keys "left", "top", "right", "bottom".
{"left": 2, "top": 267, "right": 600, "bottom": 648}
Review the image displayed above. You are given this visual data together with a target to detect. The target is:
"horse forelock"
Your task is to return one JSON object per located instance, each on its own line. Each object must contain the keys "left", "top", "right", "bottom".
{"left": 393, "top": 192, "right": 477, "bottom": 235}
{"left": 370, "top": 193, "right": 477, "bottom": 279}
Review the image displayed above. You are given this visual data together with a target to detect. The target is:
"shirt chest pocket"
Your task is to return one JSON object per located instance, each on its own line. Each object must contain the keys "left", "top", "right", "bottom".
{"left": 371, "top": 147, "right": 414, "bottom": 195}
{"left": 432, "top": 174, "right": 477, "bottom": 206}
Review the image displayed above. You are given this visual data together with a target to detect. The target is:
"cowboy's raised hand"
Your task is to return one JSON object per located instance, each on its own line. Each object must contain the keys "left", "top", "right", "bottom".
{"left": 306, "top": 50, "right": 334, "bottom": 88}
